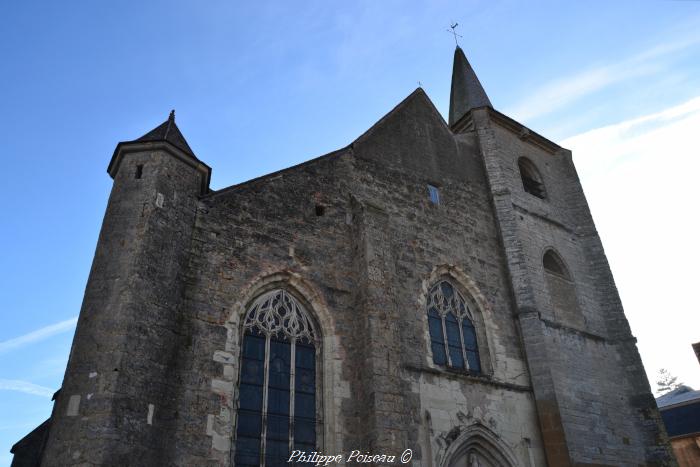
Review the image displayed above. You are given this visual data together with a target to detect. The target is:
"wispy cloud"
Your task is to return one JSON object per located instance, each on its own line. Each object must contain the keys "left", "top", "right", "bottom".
{"left": 506, "top": 35, "right": 700, "bottom": 122}
{"left": 562, "top": 95, "right": 700, "bottom": 392}
{"left": 563, "top": 94, "right": 700, "bottom": 180}
{"left": 0, "top": 379, "right": 54, "bottom": 398}
{"left": 0, "top": 317, "right": 77, "bottom": 354}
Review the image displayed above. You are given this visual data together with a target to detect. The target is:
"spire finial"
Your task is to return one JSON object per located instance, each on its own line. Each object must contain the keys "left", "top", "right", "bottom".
{"left": 169, "top": 109, "right": 175, "bottom": 122}
{"left": 447, "top": 22, "right": 462, "bottom": 47}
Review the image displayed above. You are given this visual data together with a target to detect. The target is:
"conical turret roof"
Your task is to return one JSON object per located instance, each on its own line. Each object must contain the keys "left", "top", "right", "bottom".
{"left": 134, "top": 110, "right": 196, "bottom": 157}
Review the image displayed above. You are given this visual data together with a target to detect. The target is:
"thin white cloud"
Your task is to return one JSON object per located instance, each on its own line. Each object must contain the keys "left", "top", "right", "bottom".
{"left": 507, "top": 35, "right": 700, "bottom": 122}
{"left": 562, "top": 96, "right": 700, "bottom": 393}
{"left": 563, "top": 95, "right": 700, "bottom": 179}
{"left": 0, "top": 379, "right": 54, "bottom": 398}
{"left": 0, "top": 317, "right": 77, "bottom": 354}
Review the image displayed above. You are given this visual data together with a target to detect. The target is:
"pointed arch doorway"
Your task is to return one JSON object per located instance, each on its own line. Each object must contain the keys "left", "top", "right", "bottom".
{"left": 442, "top": 424, "right": 520, "bottom": 467}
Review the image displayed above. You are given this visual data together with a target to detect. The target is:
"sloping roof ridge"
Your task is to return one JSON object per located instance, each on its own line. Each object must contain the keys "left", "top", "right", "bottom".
{"left": 204, "top": 88, "right": 451, "bottom": 201}
{"left": 163, "top": 110, "right": 175, "bottom": 140}
{"left": 133, "top": 112, "right": 197, "bottom": 159}
{"left": 203, "top": 146, "right": 350, "bottom": 200}
{"left": 657, "top": 385, "right": 700, "bottom": 408}
{"left": 351, "top": 87, "right": 449, "bottom": 148}
{"left": 487, "top": 108, "right": 563, "bottom": 154}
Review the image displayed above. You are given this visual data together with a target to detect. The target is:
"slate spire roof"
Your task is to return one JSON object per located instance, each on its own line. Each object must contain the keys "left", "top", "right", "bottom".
{"left": 134, "top": 109, "right": 196, "bottom": 157}
{"left": 449, "top": 46, "right": 492, "bottom": 126}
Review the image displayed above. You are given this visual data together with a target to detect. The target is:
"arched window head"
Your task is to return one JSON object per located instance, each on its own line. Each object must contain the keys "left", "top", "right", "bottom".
{"left": 543, "top": 250, "right": 571, "bottom": 280}
{"left": 518, "top": 157, "right": 546, "bottom": 199}
{"left": 234, "top": 289, "right": 319, "bottom": 466}
{"left": 543, "top": 249, "right": 585, "bottom": 328}
{"left": 427, "top": 280, "right": 481, "bottom": 374}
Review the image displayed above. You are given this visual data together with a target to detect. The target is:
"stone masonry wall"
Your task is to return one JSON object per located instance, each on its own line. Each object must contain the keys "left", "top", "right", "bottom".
{"left": 476, "top": 109, "right": 676, "bottom": 466}
{"left": 42, "top": 146, "right": 203, "bottom": 466}
{"left": 165, "top": 91, "right": 545, "bottom": 466}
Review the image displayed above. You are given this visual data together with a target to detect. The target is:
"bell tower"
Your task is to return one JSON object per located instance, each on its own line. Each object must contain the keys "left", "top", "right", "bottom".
{"left": 448, "top": 46, "right": 676, "bottom": 466}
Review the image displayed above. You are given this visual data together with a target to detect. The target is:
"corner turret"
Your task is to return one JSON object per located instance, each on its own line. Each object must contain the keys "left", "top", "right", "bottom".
{"left": 108, "top": 110, "right": 211, "bottom": 194}
{"left": 41, "top": 112, "right": 207, "bottom": 466}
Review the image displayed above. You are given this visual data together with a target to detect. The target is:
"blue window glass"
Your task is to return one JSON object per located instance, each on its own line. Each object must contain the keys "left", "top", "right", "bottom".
{"left": 445, "top": 312, "right": 464, "bottom": 369}
{"left": 294, "top": 341, "right": 316, "bottom": 453}
{"left": 427, "top": 281, "right": 483, "bottom": 375}
{"left": 427, "top": 184, "right": 440, "bottom": 205}
{"left": 234, "top": 435, "right": 261, "bottom": 467}
{"left": 235, "top": 329, "right": 265, "bottom": 467}
{"left": 467, "top": 350, "right": 481, "bottom": 373}
{"left": 462, "top": 320, "right": 478, "bottom": 351}
{"left": 265, "top": 337, "right": 291, "bottom": 465}
{"left": 440, "top": 281, "right": 454, "bottom": 299}
{"left": 428, "top": 308, "right": 447, "bottom": 365}
{"left": 462, "top": 319, "right": 480, "bottom": 372}
{"left": 265, "top": 438, "right": 290, "bottom": 467}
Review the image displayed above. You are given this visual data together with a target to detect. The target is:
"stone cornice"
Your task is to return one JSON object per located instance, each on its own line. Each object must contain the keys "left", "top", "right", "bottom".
{"left": 108, "top": 140, "right": 212, "bottom": 194}
{"left": 451, "top": 107, "right": 562, "bottom": 155}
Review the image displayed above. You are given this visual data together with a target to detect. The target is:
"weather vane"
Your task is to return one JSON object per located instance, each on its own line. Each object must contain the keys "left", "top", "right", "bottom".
{"left": 447, "top": 22, "right": 462, "bottom": 46}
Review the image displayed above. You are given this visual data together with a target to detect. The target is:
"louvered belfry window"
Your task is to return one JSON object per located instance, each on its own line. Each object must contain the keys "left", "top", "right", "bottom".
{"left": 234, "top": 289, "right": 318, "bottom": 466}
{"left": 427, "top": 280, "right": 481, "bottom": 374}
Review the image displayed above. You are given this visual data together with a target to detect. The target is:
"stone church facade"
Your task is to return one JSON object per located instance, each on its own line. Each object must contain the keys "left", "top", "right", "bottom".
{"left": 13, "top": 47, "right": 676, "bottom": 466}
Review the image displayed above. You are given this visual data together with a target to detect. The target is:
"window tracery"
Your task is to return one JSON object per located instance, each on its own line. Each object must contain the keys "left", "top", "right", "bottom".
{"left": 427, "top": 280, "right": 481, "bottom": 374}
{"left": 234, "top": 289, "right": 318, "bottom": 467}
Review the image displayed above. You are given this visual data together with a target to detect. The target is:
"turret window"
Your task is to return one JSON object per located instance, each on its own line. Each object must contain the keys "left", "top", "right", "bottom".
{"left": 427, "top": 184, "right": 440, "bottom": 205}
{"left": 518, "top": 157, "right": 546, "bottom": 199}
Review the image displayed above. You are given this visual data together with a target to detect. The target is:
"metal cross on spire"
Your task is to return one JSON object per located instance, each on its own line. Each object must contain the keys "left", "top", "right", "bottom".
{"left": 447, "top": 22, "right": 462, "bottom": 46}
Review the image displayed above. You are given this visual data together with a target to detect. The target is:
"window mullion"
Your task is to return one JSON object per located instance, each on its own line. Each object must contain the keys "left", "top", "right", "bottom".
{"left": 457, "top": 317, "right": 469, "bottom": 371}
{"left": 315, "top": 343, "right": 322, "bottom": 449}
{"left": 260, "top": 333, "right": 272, "bottom": 467}
{"left": 289, "top": 338, "right": 296, "bottom": 454}
{"left": 440, "top": 314, "right": 452, "bottom": 367}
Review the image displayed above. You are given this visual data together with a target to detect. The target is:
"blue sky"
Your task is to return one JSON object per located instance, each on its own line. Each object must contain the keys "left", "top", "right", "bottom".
{"left": 2, "top": 1, "right": 700, "bottom": 464}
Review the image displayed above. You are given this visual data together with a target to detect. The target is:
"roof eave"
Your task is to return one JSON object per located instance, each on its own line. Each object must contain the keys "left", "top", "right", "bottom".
{"left": 451, "top": 107, "right": 563, "bottom": 155}
{"left": 108, "top": 140, "right": 212, "bottom": 194}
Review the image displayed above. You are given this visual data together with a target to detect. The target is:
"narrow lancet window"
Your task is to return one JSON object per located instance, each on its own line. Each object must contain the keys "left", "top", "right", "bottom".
{"left": 426, "top": 280, "right": 481, "bottom": 374}
{"left": 234, "top": 289, "right": 318, "bottom": 467}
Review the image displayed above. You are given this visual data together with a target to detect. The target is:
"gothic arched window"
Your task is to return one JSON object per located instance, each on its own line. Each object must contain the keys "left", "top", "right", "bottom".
{"left": 518, "top": 157, "right": 546, "bottom": 199}
{"left": 543, "top": 249, "right": 570, "bottom": 279}
{"left": 234, "top": 289, "right": 319, "bottom": 467}
{"left": 542, "top": 249, "right": 584, "bottom": 328}
{"left": 427, "top": 280, "right": 481, "bottom": 374}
